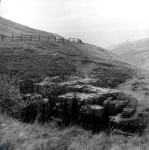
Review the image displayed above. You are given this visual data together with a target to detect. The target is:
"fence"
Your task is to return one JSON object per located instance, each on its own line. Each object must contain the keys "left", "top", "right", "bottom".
{"left": 0, "top": 34, "right": 82, "bottom": 43}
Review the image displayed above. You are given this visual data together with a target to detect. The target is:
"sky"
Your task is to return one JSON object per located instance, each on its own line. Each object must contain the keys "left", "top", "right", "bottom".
{"left": 0, "top": 0, "right": 149, "bottom": 47}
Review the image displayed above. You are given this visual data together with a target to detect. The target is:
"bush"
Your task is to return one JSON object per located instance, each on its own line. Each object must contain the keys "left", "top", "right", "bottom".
{"left": 0, "top": 74, "right": 22, "bottom": 117}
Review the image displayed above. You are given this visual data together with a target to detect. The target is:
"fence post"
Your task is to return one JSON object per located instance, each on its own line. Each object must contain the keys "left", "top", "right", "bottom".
{"left": 39, "top": 35, "right": 40, "bottom": 41}
{"left": 55, "top": 37, "right": 56, "bottom": 42}
{"left": 21, "top": 35, "right": 22, "bottom": 41}
{"left": 63, "top": 38, "right": 64, "bottom": 43}
{"left": 12, "top": 35, "right": 13, "bottom": 41}
{"left": 30, "top": 35, "right": 32, "bottom": 41}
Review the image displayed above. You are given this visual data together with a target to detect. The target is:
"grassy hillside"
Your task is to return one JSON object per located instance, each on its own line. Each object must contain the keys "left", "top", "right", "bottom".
{"left": 108, "top": 38, "right": 149, "bottom": 69}
{"left": 0, "top": 16, "right": 59, "bottom": 36}
{"left": 0, "top": 40, "right": 135, "bottom": 85}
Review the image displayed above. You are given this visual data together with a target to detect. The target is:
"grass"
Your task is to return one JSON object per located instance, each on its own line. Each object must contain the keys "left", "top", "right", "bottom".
{"left": 0, "top": 40, "right": 135, "bottom": 80}
{"left": 0, "top": 114, "right": 149, "bottom": 150}
{"left": 91, "top": 63, "right": 135, "bottom": 88}
{"left": 0, "top": 74, "right": 23, "bottom": 117}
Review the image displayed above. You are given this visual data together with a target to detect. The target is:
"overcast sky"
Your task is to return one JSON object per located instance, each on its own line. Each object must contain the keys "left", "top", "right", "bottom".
{"left": 0, "top": 0, "right": 149, "bottom": 47}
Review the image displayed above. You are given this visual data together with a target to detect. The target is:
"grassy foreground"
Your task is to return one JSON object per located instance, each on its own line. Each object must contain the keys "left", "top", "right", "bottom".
{"left": 0, "top": 114, "right": 149, "bottom": 150}
{"left": 0, "top": 74, "right": 149, "bottom": 150}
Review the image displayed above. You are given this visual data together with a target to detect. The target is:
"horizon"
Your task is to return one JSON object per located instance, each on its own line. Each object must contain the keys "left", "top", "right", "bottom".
{"left": 0, "top": 0, "right": 149, "bottom": 47}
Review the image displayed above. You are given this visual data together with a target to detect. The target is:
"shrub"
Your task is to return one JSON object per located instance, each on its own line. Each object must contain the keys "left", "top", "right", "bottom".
{"left": 0, "top": 74, "right": 22, "bottom": 117}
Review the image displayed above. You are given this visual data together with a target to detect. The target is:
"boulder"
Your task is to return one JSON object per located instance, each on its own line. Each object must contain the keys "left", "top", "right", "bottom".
{"left": 121, "top": 97, "right": 138, "bottom": 118}
{"left": 19, "top": 94, "right": 51, "bottom": 123}
{"left": 103, "top": 99, "right": 129, "bottom": 116}
{"left": 80, "top": 104, "right": 103, "bottom": 117}
{"left": 108, "top": 94, "right": 143, "bottom": 133}
{"left": 110, "top": 106, "right": 149, "bottom": 134}
{"left": 103, "top": 93, "right": 138, "bottom": 117}
{"left": 122, "top": 107, "right": 136, "bottom": 118}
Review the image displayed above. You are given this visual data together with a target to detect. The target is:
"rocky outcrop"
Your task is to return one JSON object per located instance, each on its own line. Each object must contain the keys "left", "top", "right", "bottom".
{"left": 18, "top": 76, "right": 149, "bottom": 134}
{"left": 17, "top": 94, "right": 51, "bottom": 123}
{"left": 110, "top": 105, "right": 149, "bottom": 134}
{"left": 103, "top": 92, "right": 133, "bottom": 116}
{"left": 19, "top": 77, "right": 43, "bottom": 94}
{"left": 121, "top": 97, "right": 137, "bottom": 118}
{"left": 80, "top": 105, "right": 104, "bottom": 131}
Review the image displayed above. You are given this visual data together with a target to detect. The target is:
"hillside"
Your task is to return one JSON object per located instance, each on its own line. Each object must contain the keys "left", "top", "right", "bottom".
{"left": 0, "top": 17, "right": 133, "bottom": 77}
{"left": 1, "top": 17, "right": 147, "bottom": 150}
{"left": 0, "top": 40, "right": 135, "bottom": 81}
{"left": 108, "top": 38, "right": 149, "bottom": 69}
{"left": 0, "top": 16, "right": 60, "bottom": 37}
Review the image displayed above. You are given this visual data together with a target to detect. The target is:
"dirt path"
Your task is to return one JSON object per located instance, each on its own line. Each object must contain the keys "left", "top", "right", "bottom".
{"left": 116, "top": 70, "right": 149, "bottom": 107}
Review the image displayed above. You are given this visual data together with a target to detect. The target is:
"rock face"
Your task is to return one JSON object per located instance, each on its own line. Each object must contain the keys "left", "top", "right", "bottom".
{"left": 121, "top": 97, "right": 137, "bottom": 118}
{"left": 16, "top": 94, "right": 51, "bottom": 123}
{"left": 18, "top": 76, "right": 149, "bottom": 134}
{"left": 19, "top": 77, "right": 43, "bottom": 94}
{"left": 80, "top": 105, "right": 104, "bottom": 117}
{"left": 80, "top": 105, "right": 104, "bottom": 131}
{"left": 103, "top": 93, "right": 136, "bottom": 116}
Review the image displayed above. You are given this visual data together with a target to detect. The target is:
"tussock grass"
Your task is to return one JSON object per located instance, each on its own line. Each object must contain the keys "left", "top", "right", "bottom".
{"left": 0, "top": 74, "right": 22, "bottom": 117}
{"left": 0, "top": 114, "right": 149, "bottom": 150}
